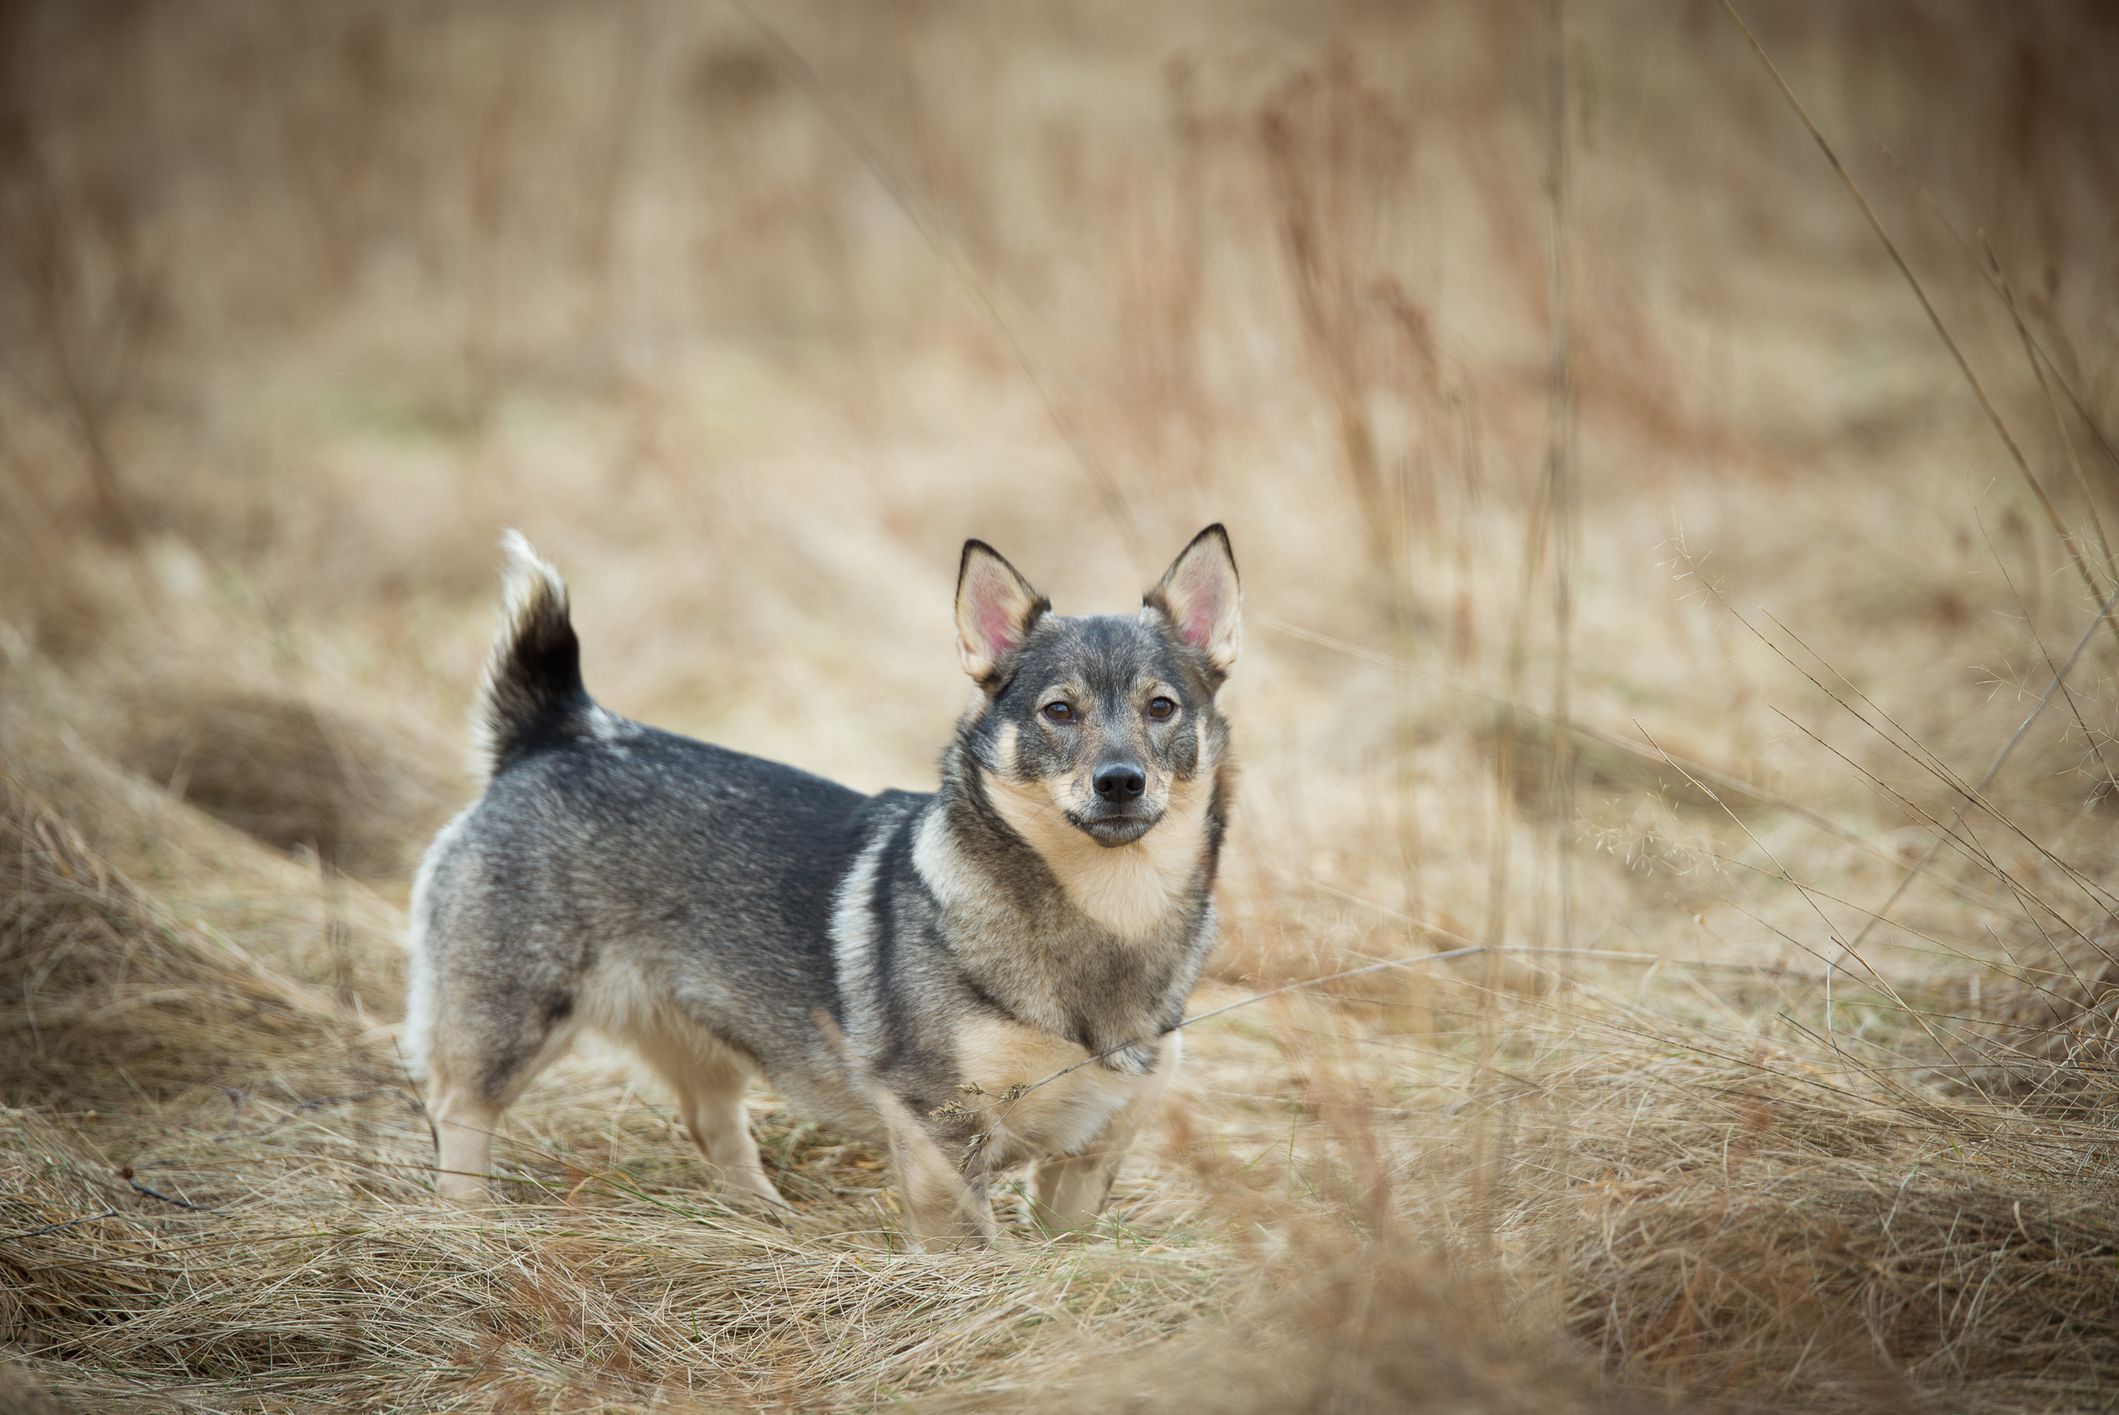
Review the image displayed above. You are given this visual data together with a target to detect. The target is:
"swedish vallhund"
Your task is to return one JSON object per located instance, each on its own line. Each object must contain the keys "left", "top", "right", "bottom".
{"left": 405, "top": 526, "right": 1240, "bottom": 1247}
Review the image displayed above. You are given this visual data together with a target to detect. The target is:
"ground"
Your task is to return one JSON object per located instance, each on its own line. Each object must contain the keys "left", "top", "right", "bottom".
{"left": 4, "top": 2, "right": 2119, "bottom": 1410}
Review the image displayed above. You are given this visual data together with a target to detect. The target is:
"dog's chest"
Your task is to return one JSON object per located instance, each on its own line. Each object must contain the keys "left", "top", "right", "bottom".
{"left": 952, "top": 1016, "right": 1146, "bottom": 1164}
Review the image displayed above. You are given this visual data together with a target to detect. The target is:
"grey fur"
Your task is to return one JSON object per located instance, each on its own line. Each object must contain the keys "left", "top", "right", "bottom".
{"left": 406, "top": 527, "right": 1240, "bottom": 1246}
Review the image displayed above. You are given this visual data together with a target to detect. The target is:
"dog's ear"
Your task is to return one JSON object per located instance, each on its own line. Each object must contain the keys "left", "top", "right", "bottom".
{"left": 1145, "top": 523, "right": 1241, "bottom": 680}
{"left": 955, "top": 540, "right": 1049, "bottom": 689}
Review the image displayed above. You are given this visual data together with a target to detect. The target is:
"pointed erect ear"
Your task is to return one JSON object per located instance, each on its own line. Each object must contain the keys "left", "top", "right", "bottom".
{"left": 955, "top": 540, "right": 1049, "bottom": 689}
{"left": 1146, "top": 523, "right": 1241, "bottom": 679}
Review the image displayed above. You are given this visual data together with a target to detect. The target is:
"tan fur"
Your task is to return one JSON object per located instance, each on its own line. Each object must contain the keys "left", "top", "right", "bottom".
{"left": 1029, "top": 1031, "right": 1179, "bottom": 1232}
{"left": 890, "top": 1124, "right": 999, "bottom": 1250}
{"left": 430, "top": 1087, "right": 500, "bottom": 1206}
{"left": 628, "top": 1016, "right": 786, "bottom": 1205}
{"left": 985, "top": 764, "right": 1216, "bottom": 939}
{"left": 424, "top": 995, "right": 582, "bottom": 1204}
{"left": 956, "top": 1015, "right": 1157, "bottom": 1160}
{"left": 424, "top": 959, "right": 788, "bottom": 1208}
{"left": 816, "top": 1011, "right": 997, "bottom": 1250}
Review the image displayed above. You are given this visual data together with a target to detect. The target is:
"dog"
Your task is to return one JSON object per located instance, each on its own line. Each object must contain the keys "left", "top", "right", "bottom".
{"left": 404, "top": 525, "right": 1240, "bottom": 1246}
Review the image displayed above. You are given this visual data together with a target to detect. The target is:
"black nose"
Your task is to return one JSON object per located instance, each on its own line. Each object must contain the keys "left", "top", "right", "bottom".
{"left": 1094, "top": 763, "right": 1146, "bottom": 802}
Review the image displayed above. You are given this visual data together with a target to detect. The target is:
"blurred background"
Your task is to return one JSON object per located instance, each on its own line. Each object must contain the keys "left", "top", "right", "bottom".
{"left": 5, "top": 2, "right": 2119, "bottom": 1410}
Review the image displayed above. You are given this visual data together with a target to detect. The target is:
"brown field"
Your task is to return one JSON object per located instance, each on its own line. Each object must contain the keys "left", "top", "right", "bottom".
{"left": 6, "top": 2, "right": 2119, "bottom": 1410}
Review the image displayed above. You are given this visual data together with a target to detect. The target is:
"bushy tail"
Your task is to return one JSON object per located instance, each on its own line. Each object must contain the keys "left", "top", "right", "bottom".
{"left": 472, "top": 530, "right": 589, "bottom": 776}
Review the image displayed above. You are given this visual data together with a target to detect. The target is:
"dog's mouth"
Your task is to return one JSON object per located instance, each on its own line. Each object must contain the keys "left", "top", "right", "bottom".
{"left": 1068, "top": 810, "right": 1161, "bottom": 848}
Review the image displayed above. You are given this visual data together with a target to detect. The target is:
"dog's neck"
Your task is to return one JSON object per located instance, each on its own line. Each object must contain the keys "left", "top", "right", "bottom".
{"left": 930, "top": 741, "right": 1223, "bottom": 943}
{"left": 913, "top": 747, "right": 1223, "bottom": 1060}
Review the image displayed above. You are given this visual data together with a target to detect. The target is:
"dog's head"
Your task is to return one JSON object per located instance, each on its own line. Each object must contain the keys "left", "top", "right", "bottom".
{"left": 954, "top": 525, "right": 1239, "bottom": 849}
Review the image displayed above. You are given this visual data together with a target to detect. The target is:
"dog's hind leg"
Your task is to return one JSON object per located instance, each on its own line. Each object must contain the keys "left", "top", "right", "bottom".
{"left": 428, "top": 1081, "right": 502, "bottom": 1206}
{"left": 681, "top": 1074, "right": 787, "bottom": 1207}
{"left": 422, "top": 985, "right": 582, "bottom": 1204}
{"left": 675, "top": 1067, "right": 787, "bottom": 1207}
{"left": 634, "top": 1026, "right": 786, "bottom": 1206}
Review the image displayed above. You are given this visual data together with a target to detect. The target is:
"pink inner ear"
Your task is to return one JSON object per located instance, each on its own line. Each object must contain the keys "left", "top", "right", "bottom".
{"left": 1174, "top": 569, "right": 1222, "bottom": 649}
{"left": 977, "top": 601, "right": 1019, "bottom": 655}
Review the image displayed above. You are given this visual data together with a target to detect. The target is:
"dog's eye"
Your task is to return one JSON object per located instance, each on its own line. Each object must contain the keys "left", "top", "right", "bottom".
{"left": 1041, "top": 701, "right": 1075, "bottom": 723}
{"left": 1146, "top": 696, "right": 1177, "bottom": 721}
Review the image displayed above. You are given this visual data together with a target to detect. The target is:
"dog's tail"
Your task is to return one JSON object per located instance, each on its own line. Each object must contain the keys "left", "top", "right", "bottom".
{"left": 472, "top": 530, "right": 590, "bottom": 776}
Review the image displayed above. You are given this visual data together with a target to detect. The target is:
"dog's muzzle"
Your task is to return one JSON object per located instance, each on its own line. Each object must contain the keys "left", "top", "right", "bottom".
{"left": 1069, "top": 806, "right": 1160, "bottom": 848}
{"left": 1072, "top": 760, "right": 1158, "bottom": 845}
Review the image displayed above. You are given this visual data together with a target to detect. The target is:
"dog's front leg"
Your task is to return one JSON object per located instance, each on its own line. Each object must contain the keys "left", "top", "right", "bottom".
{"left": 874, "top": 1102, "right": 997, "bottom": 1250}
{"left": 1029, "top": 1032, "right": 1180, "bottom": 1235}
{"left": 898, "top": 1160, "right": 996, "bottom": 1252}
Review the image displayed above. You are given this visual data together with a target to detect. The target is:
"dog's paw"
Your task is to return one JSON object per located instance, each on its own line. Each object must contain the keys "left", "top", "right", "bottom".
{"left": 1097, "top": 1042, "right": 1158, "bottom": 1076}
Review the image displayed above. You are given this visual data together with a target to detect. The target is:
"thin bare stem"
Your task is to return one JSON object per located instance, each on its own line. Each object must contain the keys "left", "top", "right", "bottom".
{"left": 1542, "top": 0, "right": 1578, "bottom": 961}
{"left": 724, "top": 0, "right": 1147, "bottom": 564}
{"left": 1258, "top": 611, "right": 2014, "bottom": 920}
{"left": 1880, "top": 145, "right": 2119, "bottom": 482}
{"left": 1720, "top": 0, "right": 2119, "bottom": 659}
{"left": 1850, "top": 581, "right": 2119, "bottom": 949}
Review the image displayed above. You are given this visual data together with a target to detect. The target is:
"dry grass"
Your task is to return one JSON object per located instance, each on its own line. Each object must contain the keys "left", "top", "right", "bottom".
{"left": 5, "top": 1, "right": 2119, "bottom": 1410}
